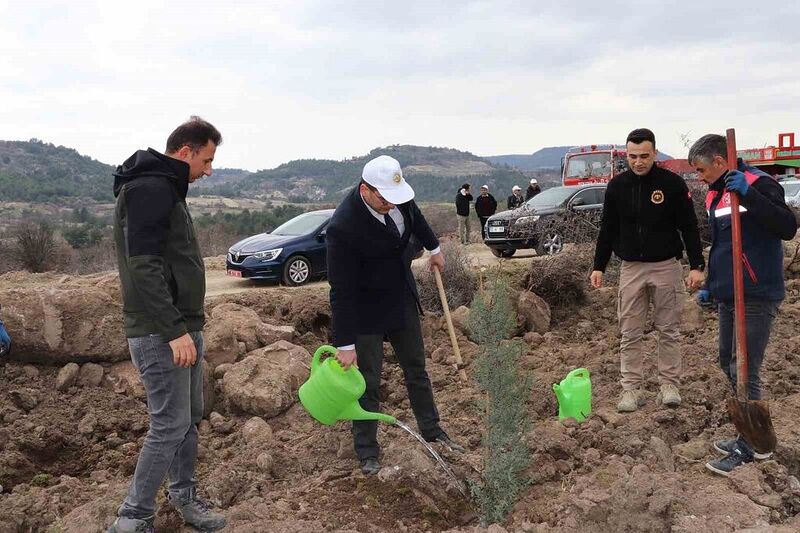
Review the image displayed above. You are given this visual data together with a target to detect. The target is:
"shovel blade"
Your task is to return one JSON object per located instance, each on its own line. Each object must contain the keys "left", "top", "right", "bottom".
{"left": 727, "top": 397, "right": 777, "bottom": 455}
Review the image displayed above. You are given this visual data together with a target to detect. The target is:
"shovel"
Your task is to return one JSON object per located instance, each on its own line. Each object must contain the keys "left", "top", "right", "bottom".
{"left": 433, "top": 268, "right": 468, "bottom": 382}
{"left": 724, "top": 128, "right": 777, "bottom": 454}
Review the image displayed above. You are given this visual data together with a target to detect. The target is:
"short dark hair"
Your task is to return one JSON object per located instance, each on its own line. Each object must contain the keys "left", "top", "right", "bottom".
{"left": 688, "top": 134, "right": 727, "bottom": 165}
{"left": 626, "top": 128, "right": 656, "bottom": 148}
{"left": 166, "top": 116, "right": 222, "bottom": 154}
{"left": 461, "top": 183, "right": 470, "bottom": 190}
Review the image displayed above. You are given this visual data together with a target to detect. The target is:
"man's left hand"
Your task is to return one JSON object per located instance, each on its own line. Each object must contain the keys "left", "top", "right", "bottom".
{"left": 685, "top": 269, "right": 704, "bottom": 291}
{"left": 429, "top": 252, "right": 445, "bottom": 273}
{"left": 724, "top": 170, "right": 749, "bottom": 197}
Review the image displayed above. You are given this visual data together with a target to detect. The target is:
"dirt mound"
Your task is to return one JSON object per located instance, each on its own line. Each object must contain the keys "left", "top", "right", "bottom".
{"left": 2, "top": 262, "right": 800, "bottom": 531}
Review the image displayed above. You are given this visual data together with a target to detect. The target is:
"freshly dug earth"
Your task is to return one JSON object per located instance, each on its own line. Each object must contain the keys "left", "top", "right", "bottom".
{"left": 1, "top": 265, "right": 800, "bottom": 532}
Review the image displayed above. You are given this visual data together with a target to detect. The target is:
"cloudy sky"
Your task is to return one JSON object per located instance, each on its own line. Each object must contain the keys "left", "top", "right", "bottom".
{"left": 1, "top": 1, "right": 798, "bottom": 170}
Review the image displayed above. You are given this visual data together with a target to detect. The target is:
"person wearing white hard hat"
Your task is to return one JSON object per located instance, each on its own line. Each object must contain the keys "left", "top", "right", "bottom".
{"left": 474, "top": 185, "right": 497, "bottom": 240}
{"left": 507, "top": 185, "right": 524, "bottom": 210}
{"left": 326, "top": 155, "right": 464, "bottom": 476}
{"left": 525, "top": 178, "right": 541, "bottom": 200}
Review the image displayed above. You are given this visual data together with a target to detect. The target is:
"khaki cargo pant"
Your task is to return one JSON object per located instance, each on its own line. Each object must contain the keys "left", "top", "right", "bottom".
{"left": 457, "top": 215, "right": 471, "bottom": 244}
{"left": 617, "top": 258, "right": 684, "bottom": 390}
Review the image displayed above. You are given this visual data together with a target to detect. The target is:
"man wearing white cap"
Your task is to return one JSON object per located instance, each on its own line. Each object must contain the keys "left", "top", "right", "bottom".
{"left": 507, "top": 185, "right": 524, "bottom": 210}
{"left": 326, "top": 155, "right": 464, "bottom": 475}
{"left": 474, "top": 184, "right": 497, "bottom": 240}
{"left": 526, "top": 178, "right": 541, "bottom": 200}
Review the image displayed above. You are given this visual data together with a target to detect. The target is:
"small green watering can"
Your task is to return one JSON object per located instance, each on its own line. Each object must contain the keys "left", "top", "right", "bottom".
{"left": 553, "top": 368, "right": 592, "bottom": 422}
{"left": 298, "top": 345, "right": 397, "bottom": 426}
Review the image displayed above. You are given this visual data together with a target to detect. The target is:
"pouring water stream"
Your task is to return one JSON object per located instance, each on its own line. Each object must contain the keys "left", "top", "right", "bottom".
{"left": 394, "top": 420, "right": 468, "bottom": 498}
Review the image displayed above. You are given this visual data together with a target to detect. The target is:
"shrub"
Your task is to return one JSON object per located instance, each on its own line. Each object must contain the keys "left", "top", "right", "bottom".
{"left": 468, "top": 277, "right": 531, "bottom": 525}
{"left": 415, "top": 241, "right": 476, "bottom": 314}
{"left": 13, "top": 219, "right": 55, "bottom": 273}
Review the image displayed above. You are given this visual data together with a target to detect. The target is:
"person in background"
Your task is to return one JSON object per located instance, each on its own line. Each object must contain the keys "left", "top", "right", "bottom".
{"left": 107, "top": 117, "right": 226, "bottom": 533}
{"left": 525, "top": 178, "right": 541, "bottom": 200}
{"left": 455, "top": 183, "right": 473, "bottom": 244}
{"left": 474, "top": 184, "right": 498, "bottom": 240}
{"left": 507, "top": 185, "right": 524, "bottom": 210}
{"left": 327, "top": 155, "right": 464, "bottom": 476}
{"left": 687, "top": 134, "right": 797, "bottom": 476}
{"left": 590, "top": 128, "right": 704, "bottom": 414}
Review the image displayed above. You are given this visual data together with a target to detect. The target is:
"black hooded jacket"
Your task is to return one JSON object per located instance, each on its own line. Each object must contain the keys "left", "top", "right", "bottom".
{"left": 113, "top": 148, "right": 205, "bottom": 341}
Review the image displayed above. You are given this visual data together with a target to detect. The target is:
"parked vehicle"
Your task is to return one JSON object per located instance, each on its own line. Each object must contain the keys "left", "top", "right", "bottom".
{"left": 484, "top": 183, "right": 607, "bottom": 257}
{"left": 226, "top": 209, "right": 333, "bottom": 286}
{"left": 782, "top": 178, "right": 800, "bottom": 207}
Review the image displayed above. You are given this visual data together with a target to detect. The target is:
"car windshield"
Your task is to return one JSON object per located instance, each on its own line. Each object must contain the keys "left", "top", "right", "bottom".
{"left": 783, "top": 182, "right": 800, "bottom": 196}
{"left": 525, "top": 187, "right": 577, "bottom": 209}
{"left": 271, "top": 212, "right": 329, "bottom": 236}
{"left": 565, "top": 153, "right": 613, "bottom": 179}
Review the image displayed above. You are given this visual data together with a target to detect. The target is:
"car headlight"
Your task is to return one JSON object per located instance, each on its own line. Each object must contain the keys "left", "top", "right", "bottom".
{"left": 253, "top": 248, "right": 282, "bottom": 261}
{"left": 515, "top": 215, "right": 540, "bottom": 225}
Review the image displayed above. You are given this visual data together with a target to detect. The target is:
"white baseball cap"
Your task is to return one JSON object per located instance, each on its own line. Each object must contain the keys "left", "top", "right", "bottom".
{"left": 480, "top": 184, "right": 489, "bottom": 190}
{"left": 530, "top": 178, "right": 538, "bottom": 185}
{"left": 362, "top": 155, "right": 414, "bottom": 204}
{"left": 512, "top": 185, "right": 521, "bottom": 191}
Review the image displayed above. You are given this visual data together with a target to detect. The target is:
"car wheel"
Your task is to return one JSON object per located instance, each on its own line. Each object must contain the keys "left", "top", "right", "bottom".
{"left": 489, "top": 248, "right": 516, "bottom": 258}
{"left": 283, "top": 255, "right": 311, "bottom": 286}
{"left": 536, "top": 233, "right": 563, "bottom": 255}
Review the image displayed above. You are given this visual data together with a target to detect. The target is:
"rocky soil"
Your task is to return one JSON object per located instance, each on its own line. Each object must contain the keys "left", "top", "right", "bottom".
{"left": 1, "top": 249, "right": 800, "bottom": 532}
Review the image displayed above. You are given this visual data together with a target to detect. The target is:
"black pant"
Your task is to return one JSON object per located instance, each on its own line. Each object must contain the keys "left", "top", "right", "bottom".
{"left": 353, "top": 292, "right": 442, "bottom": 460}
{"left": 478, "top": 216, "right": 489, "bottom": 240}
{"left": 718, "top": 300, "right": 779, "bottom": 401}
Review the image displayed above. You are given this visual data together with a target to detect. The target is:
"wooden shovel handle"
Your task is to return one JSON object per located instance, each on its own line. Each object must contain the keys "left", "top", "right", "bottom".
{"left": 726, "top": 128, "right": 749, "bottom": 401}
{"left": 433, "top": 268, "right": 467, "bottom": 382}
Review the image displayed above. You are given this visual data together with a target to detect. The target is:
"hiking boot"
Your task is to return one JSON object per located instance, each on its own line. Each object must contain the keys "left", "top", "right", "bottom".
{"left": 429, "top": 434, "right": 465, "bottom": 453}
{"left": 166, "top": 487, "right": 226, "bottom": 532}
{"left": 658, "top": 384, "right": 681, "bottom": 407}
{"left": 617, "top": 389, "right": 642, "bottom": 413}
{"left": 360, "top": 457, "right": 381, "bottom": 476}
{"left": 713, "top": 437, "right": 773, "bottom": 460}
{"left": 706, "top": 447, "right": 753, "bottom": 477}
{"left": 106, "top": 517, "right": 155, "bottom": 533}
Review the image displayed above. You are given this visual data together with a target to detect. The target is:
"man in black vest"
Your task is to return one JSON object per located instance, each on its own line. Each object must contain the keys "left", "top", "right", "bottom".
{"left": 327, "top": 155, "right": 464, "bottom": 475}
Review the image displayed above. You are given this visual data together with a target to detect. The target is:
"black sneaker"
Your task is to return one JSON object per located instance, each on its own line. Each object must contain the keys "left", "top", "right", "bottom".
{"left": 706, "top": 448, "right": 752, "bottom": 477}
{"left": 713, "top": 437, "right": 773, "bottom": 460}
{"left": 360, "top": 457, "right": 381, "bottom": 476}
{"left": 429, "top": 434, "right": 465, "bottom": 453}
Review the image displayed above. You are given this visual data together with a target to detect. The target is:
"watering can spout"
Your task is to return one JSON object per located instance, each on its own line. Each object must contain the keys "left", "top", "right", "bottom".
{"left": 552, "top": 383, "right": 565, "bottom": 405}
{"left": 339, "top": 402, "right": 397, "bottom": 425}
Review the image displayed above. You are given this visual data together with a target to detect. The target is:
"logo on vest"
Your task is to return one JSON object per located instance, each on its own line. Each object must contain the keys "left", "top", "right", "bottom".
{"left": 651, "top": 190, "right": 664, "bottom": 204}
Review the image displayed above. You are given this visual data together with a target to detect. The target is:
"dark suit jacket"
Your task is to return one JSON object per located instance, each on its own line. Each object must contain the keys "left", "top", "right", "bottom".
{"left": 327, "top": 186, "right": 439, "bottom": 347}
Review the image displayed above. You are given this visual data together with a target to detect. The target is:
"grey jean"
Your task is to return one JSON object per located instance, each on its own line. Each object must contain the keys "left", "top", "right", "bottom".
{"left": 118, "top": 331, "right": 204, "bottom": 520}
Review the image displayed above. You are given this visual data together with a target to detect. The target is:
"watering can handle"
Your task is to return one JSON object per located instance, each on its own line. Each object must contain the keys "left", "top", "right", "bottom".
{"left": 312, "top": 345, "right": 338, "bottom": 376}
{"left": 566, "top": 368, "right": 590, "bottom": 379}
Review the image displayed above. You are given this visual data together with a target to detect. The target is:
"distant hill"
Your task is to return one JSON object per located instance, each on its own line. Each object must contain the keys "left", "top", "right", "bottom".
{"left": 196, "top": 145, "right": 536, "bottom": 203}
{"left": 0, "top": 139, "right": 115, "bottom": 202}
{"left": 486, "top": 145, "right": 675, "bottom": 171}
{"left": 485, "top": 146, "right": 573, "bottom": 170}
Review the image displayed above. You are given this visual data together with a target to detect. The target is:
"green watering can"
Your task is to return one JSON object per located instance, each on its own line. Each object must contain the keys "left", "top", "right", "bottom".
{"left": 553, "top": 368, "right": 592, "bottom": 422}
{"left": 298, "top": 345, "right": 397, "bottom": 426}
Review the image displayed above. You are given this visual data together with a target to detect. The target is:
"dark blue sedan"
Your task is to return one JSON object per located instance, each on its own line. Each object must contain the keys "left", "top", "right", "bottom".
{"left": 226, "top": 209, "right": 333, "bottom": 285}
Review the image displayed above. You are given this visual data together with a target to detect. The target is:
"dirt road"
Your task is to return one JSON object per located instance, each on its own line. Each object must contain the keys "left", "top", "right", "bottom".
{"left": 204, "top": 244, "right": 539, "bottom": 297}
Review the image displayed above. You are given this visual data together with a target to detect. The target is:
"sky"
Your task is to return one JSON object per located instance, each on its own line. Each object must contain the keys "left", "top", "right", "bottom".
{"left": 1, "top": 0, "right": 799, "bottom": 171}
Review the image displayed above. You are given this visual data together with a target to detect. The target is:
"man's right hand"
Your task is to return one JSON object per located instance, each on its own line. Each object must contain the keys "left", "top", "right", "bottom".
{"left": 336, "top": 348, "right": 358, "bottom": 370}
{"left": 169, "top": 333, "right": 197, "bottom": 368}
{"left": 589, "top": 270, "right": 603, "bottom": 289}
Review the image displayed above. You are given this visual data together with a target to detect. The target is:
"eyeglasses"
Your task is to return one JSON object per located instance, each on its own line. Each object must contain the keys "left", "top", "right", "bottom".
{"left": 364, "top": 184, "right": 393, "bottom": 205}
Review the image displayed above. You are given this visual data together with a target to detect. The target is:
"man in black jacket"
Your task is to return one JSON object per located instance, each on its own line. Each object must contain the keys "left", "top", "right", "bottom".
{"left": 475, "top": 184, "right": 498, "bottom": 239}
{"left": 455, "top": 183, "right": 473, "bottom": 244}
{"left": 108, "top": 117, "right": 226, "bottom": 533}
{"left": 687, "top": 134, "right": 797, "bottom": 476}
{"left": 507, "top": 185, "right": 524, "bottom": 210}
{"left": 591, "top": 128, "right": 704, "bottom": 414}
{"left": 328, "top": 155, "right": 463, "bottom": 475}
{"left": 525, "top": 178, "right": 541, "bottom": 200}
